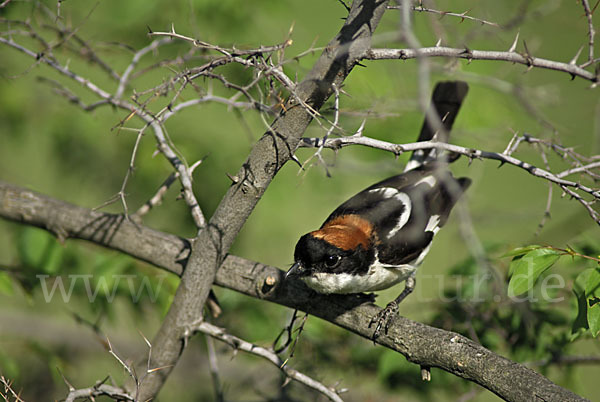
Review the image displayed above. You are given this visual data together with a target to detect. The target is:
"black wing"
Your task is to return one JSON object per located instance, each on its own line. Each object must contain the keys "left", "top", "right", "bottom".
{"left": 323, "top": 164, "right": 470, "bottom": 266}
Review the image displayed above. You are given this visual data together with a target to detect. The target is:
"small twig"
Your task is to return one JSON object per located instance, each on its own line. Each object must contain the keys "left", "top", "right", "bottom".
{"left": 205, "top": 336, "right": 224, "bottom": 402}
{"left": 273, "top": 309, "right": 300, "bottom": 354}
{"left": 556, "top": 161, "right": 600, "bottom": 179}
{"left": 301, "top": 83, "right": 341, "bottom": 175}
{"left": 544, "top": 245, "right": 600, "bottom": 263}
{"left": 389, "top": 4, "right": 501, "bottom": 28}
{"left": 0, "top": 376, "right": 25, "bottom": 402}
{"left": 580, "top": 0, "right": 597, "bottom": 67}
{"left": 106, "top": 336, "right": 138, "bottom": 387}
{"left": 559, "top": 184, "right": 600, "bottom": 224}
{"left": 149, "top": 26, "right": 293, "bottom": 58}
{"left": 65, "top": 383, "right": 134, "bottom": 402}
{"left": 134, "top": 158, "right": 204, "bottom": 219}
{"left": 116, "top": 38, "right": 172, "bottom": 99}
{"left": 194, "top": 321, "right": 344, "bottom": 402}
{"left": 536, "top": 145, "right": 553, "bottom": 235}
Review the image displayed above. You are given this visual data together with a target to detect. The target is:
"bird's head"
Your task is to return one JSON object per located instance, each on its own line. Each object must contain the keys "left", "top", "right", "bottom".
{"left": 286, "top": 215, "right": 376, "bottom": 293}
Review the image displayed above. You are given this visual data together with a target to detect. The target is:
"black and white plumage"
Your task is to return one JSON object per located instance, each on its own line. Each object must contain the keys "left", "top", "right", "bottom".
{"left": 290, "top": 164, "right": 470, "bottom": 294}
{"left": 287, "top": 81, "right": 470, "bottom": 338}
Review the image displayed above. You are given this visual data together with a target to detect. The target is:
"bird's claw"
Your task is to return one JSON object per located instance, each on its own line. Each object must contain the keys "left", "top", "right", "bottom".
{"left": 368, "top": 301, "right": 399, "bottom": 340}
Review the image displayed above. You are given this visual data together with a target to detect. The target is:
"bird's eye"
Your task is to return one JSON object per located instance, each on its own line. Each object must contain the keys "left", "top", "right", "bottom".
{"left": 325, "top": 255, "right": 341, "bottom": 268}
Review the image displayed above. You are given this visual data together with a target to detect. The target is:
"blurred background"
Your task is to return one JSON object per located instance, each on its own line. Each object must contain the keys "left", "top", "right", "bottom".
{"left": 1, "top": 0, "right": 599, "bottom": 400}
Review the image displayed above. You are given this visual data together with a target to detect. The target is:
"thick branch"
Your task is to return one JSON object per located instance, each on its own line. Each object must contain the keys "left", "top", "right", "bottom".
{"left": 0, "top": 181, "right": 587, "bottom": 402}
{"left": 139, "top": 1, "right": 391, "bottom": 399}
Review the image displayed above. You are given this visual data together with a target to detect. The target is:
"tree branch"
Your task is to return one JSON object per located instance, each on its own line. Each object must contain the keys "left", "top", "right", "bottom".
{"left": 194, "top": 321, "right": 344, "bottom": 402}
{"left": 0, "top": 181, "right": 588, "bottom": 402}
{"left": 365, "top": 47, "right": 599, "bottom": 84}
{"left": 137, "top": 1, "right": 391, "bottom": 399}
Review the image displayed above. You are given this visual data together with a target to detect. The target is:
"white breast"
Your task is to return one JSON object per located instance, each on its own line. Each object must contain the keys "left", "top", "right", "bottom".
{"left": 301, "top": 261, "right": 417, "bottom": 294}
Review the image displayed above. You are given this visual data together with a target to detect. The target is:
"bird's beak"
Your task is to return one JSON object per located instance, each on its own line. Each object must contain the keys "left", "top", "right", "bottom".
{"left": 285, "top": 262, "right": 304, "bottom": 279}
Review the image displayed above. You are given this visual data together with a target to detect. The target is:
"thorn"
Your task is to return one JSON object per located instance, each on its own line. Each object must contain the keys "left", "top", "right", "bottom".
{"left": 459, "top": 9, "right": 472, "bottom": 24}
{"left": 146, "top": 25, "right": 153, "bottom": 34}
{"left": 290, "top": 154, "right": 304, "bottom": 169}
{"left": 355, "top": 119, "right": 367, "bottom": 137}
{"left": 498, "top": 160, "right": 506, "bottom": 168}
{"left": 171, "top": 23, "right": 176, "bottom": 34}
{"left": 522, "top": 40, "right": 533, "bottom": 66}
{"left": 287, "top": 21, "right": 296, "bottom": 38}
{"left": 569, "top": 46, "right": 584, "bottom": 65}
{"left": 508, "top": 31, "right": 520, "bottom": 53}
{"left": 355, "top": 61, "right": 367, "bottom": 68}
{"left": 435, "top": 38, "right": 442, "bottom": 47}
{"left": 226, "top": 173, "right": 239, "bottom": 184}
{"left": 459, "top": 47, "right": 473, "bottom": 63}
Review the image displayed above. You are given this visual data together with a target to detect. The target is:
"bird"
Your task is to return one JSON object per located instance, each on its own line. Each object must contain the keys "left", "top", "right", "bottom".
{"left": 286, "top": 81, "right": 470, "bottom": 339}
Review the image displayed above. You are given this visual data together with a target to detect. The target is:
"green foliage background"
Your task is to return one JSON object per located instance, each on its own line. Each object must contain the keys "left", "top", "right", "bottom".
{"left": 1, "top": 0, "right": 599, "bottom": 400}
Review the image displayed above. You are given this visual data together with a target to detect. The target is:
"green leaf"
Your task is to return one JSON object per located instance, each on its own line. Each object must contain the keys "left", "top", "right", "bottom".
{"left": 585, "top": 267, "right": 600, "bottom": 337}
{"left": 501, "top": 245, "right": 542, "bottom": 258}
{"left": 0, "top": 271, "right": 14, "bottom": 295}
{"left": 507, "top": 248, "right": 561, "bottom": 297}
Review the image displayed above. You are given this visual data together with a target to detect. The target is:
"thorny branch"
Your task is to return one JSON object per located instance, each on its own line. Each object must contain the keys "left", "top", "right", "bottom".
{"left": 64, "top": 383, "right": 134, "bottom": 402}
{"left": 299, "top": 133, "right": 600, "bottom": 224}
{"left": 388, "top": 3, "right": 501, "bottom": 28}
{"left": 365, "top": 46, "right": 598, "bottom": 85}
{"left": 194, "top": 321, "right": 345, "bottom": 402}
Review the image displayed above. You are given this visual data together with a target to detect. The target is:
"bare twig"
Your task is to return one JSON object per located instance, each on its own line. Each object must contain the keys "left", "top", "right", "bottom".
{"left": 536, "top": 145, "right": 554, "bottom": 235}
{"left": 149, "top": 26, "right": 293, "bottom": 57}
{"left": 302, "top": 83, "right": 341, "bottom": 175}
{"left": 365, "top": 47, "right": 598, "bottom": 84}
{"left": 205, "top": 336, "right": 224, "bottom": 402}
{"left": 0, "top": 376, "right": 25, "bottom": 402}
{"left": 134, "top": 158, "right": 204, "bottom": 219}
{"left": 194, "top": 321, "right": 345, "bottom": 402}
{"left": 0, "top": 35, "right": 208, "bottom": 228}
{"left": 388, "top": 4, "right": 501, "bottom": 28}
{"left": 116, "top": 38, "right": 172, "bottom": 99}
{"left": 65, "top": 383, "right": 134, "bottom": 402}
{"left": 580, "top": 0, "right": 597, "bottom": 67}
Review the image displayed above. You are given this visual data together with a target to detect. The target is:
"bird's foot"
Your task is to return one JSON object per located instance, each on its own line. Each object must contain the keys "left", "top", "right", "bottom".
{"left": 368, "top": 300, "right": 399, "bottom": 340}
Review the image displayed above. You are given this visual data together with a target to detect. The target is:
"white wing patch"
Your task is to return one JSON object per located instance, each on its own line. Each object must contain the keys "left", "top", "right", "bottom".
{"left": 425, "top": 214, "right": 441, "bottom": 234}
{"left": 369, "top": 187, "right": 412, "bottom": 239}
{"left": 403, "top": 157, "right": 422, "bottom": 172}
{"left": 415, "top": 175, "right": 437, "bottom": 187}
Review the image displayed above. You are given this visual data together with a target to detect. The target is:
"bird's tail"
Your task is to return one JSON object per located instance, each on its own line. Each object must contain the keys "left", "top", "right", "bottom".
{"left": 404, "top": 81, "right": 469, "bottom": 172}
